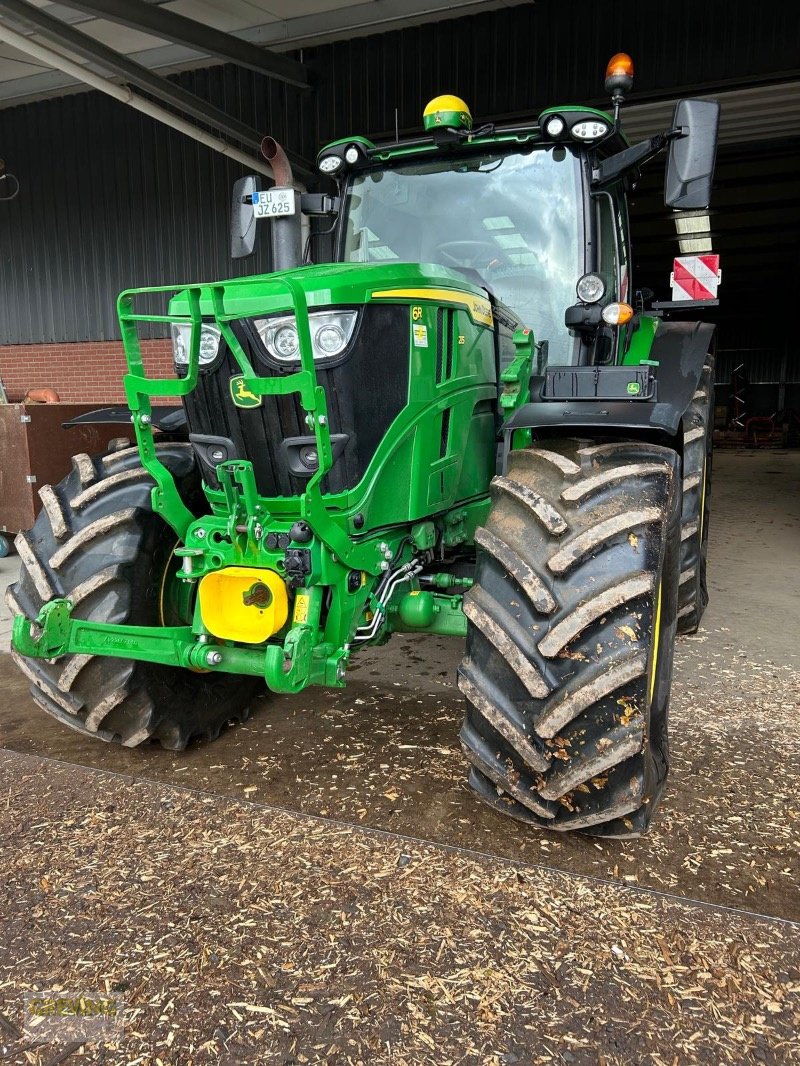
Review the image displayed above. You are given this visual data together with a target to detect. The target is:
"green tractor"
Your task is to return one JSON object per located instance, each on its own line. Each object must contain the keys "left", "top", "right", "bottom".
{"left": 10, "top": 55, "right": 719, "bottom": 836}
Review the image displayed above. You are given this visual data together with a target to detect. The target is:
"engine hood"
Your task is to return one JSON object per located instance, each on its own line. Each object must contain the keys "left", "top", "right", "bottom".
{"left": 168, "top": 261, "right": 496, "bottom": 330}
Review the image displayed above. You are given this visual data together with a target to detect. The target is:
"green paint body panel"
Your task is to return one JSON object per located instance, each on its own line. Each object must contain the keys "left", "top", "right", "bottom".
{"left": 539, "top": 104, "right": 615, "bottom": 123}
{"left": 622, "top": 315, "right": 659, "bottom": 365}
{"left": 319, "top": 131, "right": 540, "bottom": 169}
{"left": 319, "top": 134, "right": 376, "bottom": 154}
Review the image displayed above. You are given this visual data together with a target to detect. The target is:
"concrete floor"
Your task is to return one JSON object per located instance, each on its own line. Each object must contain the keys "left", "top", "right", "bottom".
{"left": 0, "top": 450, "right": 799, "bottom": 922}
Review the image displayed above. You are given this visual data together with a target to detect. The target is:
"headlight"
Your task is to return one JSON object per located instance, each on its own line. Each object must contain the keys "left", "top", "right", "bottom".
{"left": 273, "top": 323, "right": 300, "bottom": 359}
{"left": 318, "top": 154, "right": 343, "bottom": 175}
{"left": 576, "top": 273, "right": 606, "bottom": 304}
{"left": 571, "top": 120, "right": 609, "bottom": 140}
{"left": 254, "top": 311, "right": 358, "bottom": 363}
{"left": 171, "top": 322, "right": 221, "bottom": 367}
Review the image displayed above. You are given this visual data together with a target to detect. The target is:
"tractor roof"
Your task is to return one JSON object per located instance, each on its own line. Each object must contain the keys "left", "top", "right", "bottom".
{"left": 317, "top": 102, "right": 628, "bottom": 178}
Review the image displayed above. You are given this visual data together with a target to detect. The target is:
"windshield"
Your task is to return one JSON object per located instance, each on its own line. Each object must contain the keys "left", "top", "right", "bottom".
{"left": 342, "top": 147, "right": 583, "bottom": 363}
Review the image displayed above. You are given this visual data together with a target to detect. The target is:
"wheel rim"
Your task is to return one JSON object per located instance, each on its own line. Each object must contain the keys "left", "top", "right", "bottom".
{"left": 158, "top": 541, "right": 195, "bottom": 627}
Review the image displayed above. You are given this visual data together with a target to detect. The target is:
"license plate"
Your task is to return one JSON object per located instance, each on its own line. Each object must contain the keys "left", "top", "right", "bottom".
{"left": 252, "top": 188, "right": 296, "bottom": 218}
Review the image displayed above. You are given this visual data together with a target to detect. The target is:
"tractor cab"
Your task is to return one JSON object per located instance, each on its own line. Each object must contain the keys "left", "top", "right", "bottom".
{"left": 232, "top": 60, "right": 718, "bottom": 381}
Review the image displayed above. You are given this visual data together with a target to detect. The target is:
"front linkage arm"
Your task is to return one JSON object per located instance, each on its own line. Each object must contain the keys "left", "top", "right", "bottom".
{"left": 12, "top": 598, "right": 338, "bottom": 694}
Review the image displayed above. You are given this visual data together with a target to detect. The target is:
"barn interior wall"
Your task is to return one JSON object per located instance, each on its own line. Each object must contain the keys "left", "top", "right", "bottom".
{"left": 0, "top": 0, "right": 797, "bottom": 409}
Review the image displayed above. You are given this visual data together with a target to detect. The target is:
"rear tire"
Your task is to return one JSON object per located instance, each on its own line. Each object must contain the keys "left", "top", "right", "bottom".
{"left": 459, "top": 438, "right": 680, "bottom": 837}
{"left": 7, "top": 443, "right": 263, "bottom": 749}
{"left": 677, "top": 352, "right": 715, "bottom": 634}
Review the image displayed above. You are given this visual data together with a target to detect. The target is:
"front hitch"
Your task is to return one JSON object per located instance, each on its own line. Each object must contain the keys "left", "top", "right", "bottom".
{"left": 12, "top": 596, "right": 345, "bottom": 695}
{"left": 13, "top": 599, "right": 73, "bottom": 659}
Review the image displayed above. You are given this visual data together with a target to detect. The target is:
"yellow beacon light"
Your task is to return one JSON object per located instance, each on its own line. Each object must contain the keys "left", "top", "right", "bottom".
{"left": 423, "top": 94, "right": 472, "bottom": 133}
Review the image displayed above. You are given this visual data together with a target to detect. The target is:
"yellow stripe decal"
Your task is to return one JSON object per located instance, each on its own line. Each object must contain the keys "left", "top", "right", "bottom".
{"left": 699, "top": 459, "right": 707, "bottom": 541}
{"left": 371, "top": 287, "right": 494, "bottom": 328}
{"left": 648, "top": 580, "right": 663, "bottom": 705}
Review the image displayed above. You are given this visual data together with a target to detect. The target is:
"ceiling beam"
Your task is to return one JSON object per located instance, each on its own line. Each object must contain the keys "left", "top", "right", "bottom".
{"left": 0, "top": 0, "right": 261, "bottom": 148}
{"left": 0, "top": 0, "right": 526, "bottom": 107}
{"left": 57, "top": 0, "right": 310, "bottom": 90}
{"left": 0, "top": 0, "right": 313, "bottom": 176}
{"left": 0, "top": 19, "right": 276, "bottom": 177}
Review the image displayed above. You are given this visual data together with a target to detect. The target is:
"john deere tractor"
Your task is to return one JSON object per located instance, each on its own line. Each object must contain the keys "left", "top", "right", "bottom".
{"left": 10, "top": 56, "right": 719, "bottom": 836}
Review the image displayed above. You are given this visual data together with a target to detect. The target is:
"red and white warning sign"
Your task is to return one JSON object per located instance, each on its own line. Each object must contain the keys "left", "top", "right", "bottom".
{"left": 670, "top": 254, "right": 721, "bottom": 301}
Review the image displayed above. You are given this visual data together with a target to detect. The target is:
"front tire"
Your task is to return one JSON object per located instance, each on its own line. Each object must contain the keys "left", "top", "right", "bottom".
{"left": 459, "top": 438, "right": 680, "bottom": 837}
{"left": 8, "top": 443, "right": 262, "bottom": 749}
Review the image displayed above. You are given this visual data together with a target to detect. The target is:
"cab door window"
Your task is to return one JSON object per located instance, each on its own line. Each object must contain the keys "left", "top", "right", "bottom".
{"left": 596, "top": 190, "right": 619, "bottom": 298}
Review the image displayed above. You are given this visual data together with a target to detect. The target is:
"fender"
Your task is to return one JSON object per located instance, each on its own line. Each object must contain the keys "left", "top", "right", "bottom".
{"left": 503, "top": 320, "right": 715, "bottom": 446}
{"left": 63, "top": 405, "right": 187, "bottom": 434}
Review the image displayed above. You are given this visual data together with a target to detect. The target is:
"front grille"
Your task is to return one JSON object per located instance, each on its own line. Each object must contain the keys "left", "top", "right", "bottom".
{"left": 182, "top": 304, "right": 410, "bottom": 497}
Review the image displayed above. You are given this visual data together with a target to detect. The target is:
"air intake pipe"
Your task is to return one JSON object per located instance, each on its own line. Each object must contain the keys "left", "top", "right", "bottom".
{"left": 261, "top": 136, "right": 303, "bottom": 271}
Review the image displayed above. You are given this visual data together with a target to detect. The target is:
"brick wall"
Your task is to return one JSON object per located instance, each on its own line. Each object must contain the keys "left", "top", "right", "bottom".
{"left": 0, "top": 340, "right": 174, "bottom": 403}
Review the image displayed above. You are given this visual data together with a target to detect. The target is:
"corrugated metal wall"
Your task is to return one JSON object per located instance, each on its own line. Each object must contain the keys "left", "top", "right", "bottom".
{"left": 0, "top": 0, "right": 798, "bottom": 344}
{"left": 0, "top": 70, "right": 316, "bottom": 342}
{"left": 314, "top": 0, "right": 800, "bottom": 140}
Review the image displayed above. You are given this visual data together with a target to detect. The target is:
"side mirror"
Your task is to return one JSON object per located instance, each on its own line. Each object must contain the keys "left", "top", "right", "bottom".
{"left": 231, "top": 175, "right": 260, "bottom": 259}
{"left": 665, "top": 99, "right": 720, "bottom": 210}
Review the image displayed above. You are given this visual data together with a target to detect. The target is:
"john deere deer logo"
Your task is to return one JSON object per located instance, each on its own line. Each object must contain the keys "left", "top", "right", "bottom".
{"left": 229, "top": 376, "right": 261, "bottom": 408}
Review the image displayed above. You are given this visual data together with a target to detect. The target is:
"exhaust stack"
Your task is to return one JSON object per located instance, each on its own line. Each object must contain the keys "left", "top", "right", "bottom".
{"left": 261, "top": 136, "right": 303, "bottom": 271}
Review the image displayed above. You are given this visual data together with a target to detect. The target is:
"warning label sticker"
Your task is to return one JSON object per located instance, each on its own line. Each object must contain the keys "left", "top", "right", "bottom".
{"left": 293, "top": 594, "right": 309, "bottom": 625}
{"left": 413, "top": 324, "right": 428, "bottom": 348}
